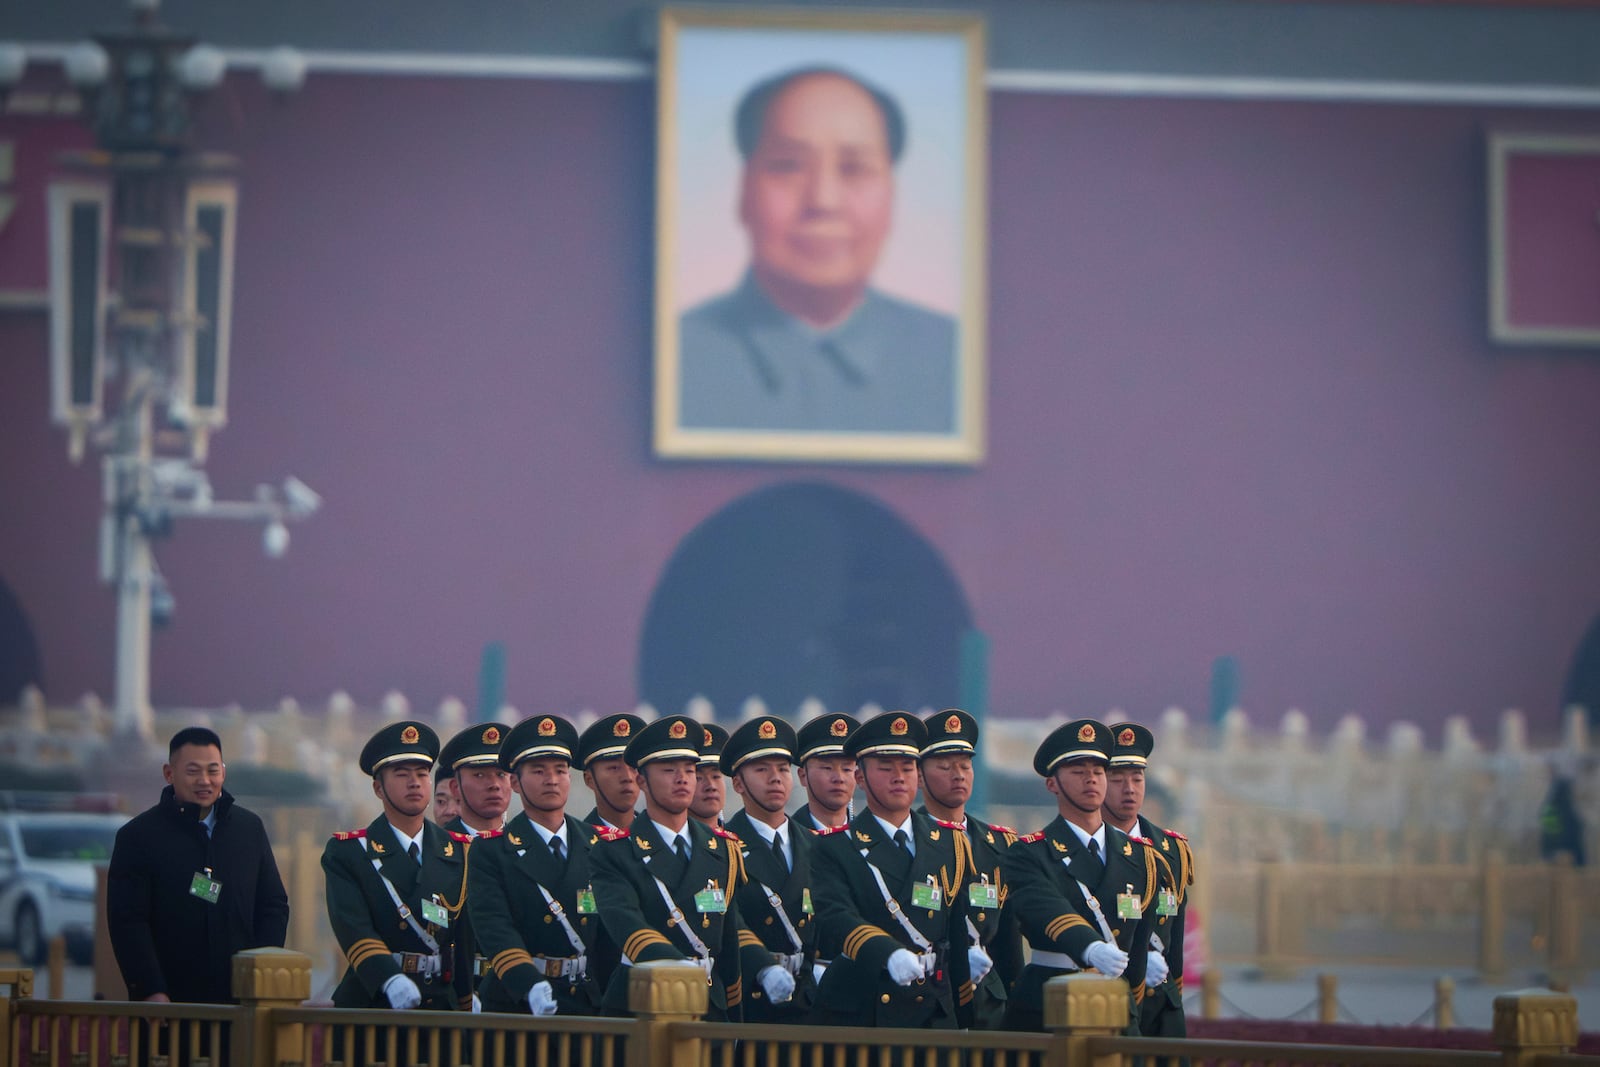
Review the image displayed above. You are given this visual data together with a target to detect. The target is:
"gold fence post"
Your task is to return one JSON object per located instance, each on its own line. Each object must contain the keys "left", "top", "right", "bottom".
{"left": 230, "top": 947, "right": 312, "bottom": 1067}
{"left": 1316, "top": 974, "right": 1337, "bottom": 1024}
{"left": 1492, "top": 988, "right": 1577, "bottom": 1067}
{"left": 1, "top": 967, "right": 36, "bottom": 1067}
{"left": 46, "top": 938, "right": 65, "bottom": 1002}
{"left": 1479, "top": 850, "right": 1505, "bottom": 980}
{"left": 1257, "top": 860, "right": 1292, "bottom": 979}
{"left": 1547, "top": 854, "right": 1581, "bottom": 987}
{"left": 626, "top": 962, "right": 709, "bottom": 1067}
{"left": 1435, "top": 977, "right": 1455, "bottom": 1029}
{"left": 1043, "top": 973, "right": 1128, "bottom": 1067}
{"left": 1200, "top": 970, "right": 1220, "bottom": 1021}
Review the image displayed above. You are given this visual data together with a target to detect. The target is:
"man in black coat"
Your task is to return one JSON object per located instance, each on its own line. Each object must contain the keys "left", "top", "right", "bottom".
{"left": 107, "top": 726, "right": 289, "bottom": 1005}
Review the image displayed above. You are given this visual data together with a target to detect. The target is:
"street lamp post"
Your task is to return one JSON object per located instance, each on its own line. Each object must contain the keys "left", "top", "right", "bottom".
{"left": 5, "top": 2, "right": 314, "bottom": 740}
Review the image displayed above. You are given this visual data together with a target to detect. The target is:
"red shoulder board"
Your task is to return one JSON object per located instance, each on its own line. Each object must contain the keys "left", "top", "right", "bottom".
{"left": 332, "top": 828, "right": 366, "bottom": 841}
{"left": 596, "top": 826, "right": 630, "bottom": 841}
{"left": 933, "top": 817, "right": 963, "bottom": 830}
{"left": 1018, "top": 830, "right": 1047, "bottom": 843}
{"left": 447, "top": 830, "right": 474, "bottom": 844}
{"left": 1130, "top": 835, "right": 1156, "bottom": 847}
{"left": 476, "top": 829, "right": 504, "bottom": 840}
{"left": 713, "top": 827, "right": 741, "bottom": 841}
{"left": 986, "top": 822, "right": 1016, "bottom": 835}
{"left": 1165, "top": 829, "right": 1188, "bottom": 841}
{"left": 815, "top": 824, "right": 849, "bottom": 836}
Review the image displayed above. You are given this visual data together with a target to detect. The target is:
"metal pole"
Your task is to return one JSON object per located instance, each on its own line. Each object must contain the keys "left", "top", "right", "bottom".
{"left": 112, "top": 379, "right": 155, "bottom": 742}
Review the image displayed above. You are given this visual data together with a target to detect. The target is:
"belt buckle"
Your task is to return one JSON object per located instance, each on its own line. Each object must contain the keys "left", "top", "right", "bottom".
{"left": 401, "top": 954, "right": 418, "bottom": 975}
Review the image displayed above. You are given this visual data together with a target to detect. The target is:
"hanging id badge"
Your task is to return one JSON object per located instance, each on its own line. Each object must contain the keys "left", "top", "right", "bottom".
{"left": 420, "top": 895, "right": 450, "bottom": 928}
{"left": 911, "top": 876, "right": 942, "bottom": 912}
{"left": 1157, "top": 888, "right": 1179, "bottom": 917}
{"left": 189, "top": 868, "right": 222, "bottom": 905}
{"left": 1116, "top": 883, "right": 1141, "bottom": 920}
{"left": 694, "top": 880, "right": 727, "bottom": 914}
{"left": 576, "top": 886, "right": 597, "bottom": 914}
{"left": 967, "top": 873, "right": 999, "bottom": 910}
{"left": 801, "top": 887, "right": 813, "bottom": 915}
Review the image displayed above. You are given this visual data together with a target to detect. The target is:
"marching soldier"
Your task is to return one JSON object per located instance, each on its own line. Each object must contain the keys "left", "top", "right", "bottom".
{"left": 469, "top": 714, "right": 616, "bottom": 1015}
{"left": 999, "top": 719, "right": 1160, "bottom": 1033}
{"left": 1104, "top": 722, "right": 1193, "bottom": 1048}
{"left": 692, "top": 723, "right": 730, "bottom": 829}
{"left": 720, "top": 716, "right": 817, "bottom": 1022}
{"left": 918, "top": 709, "right": 1024, "bottom": 1030}
{"left": 322, "top": 721, "right": 473, "bottom": 1018}
{"left": 589, "top": 715, "right": 794, "bottom": 1020}
{"left": 792, "top": 713, "right": 859, "bottom": 832}
{"left": 577, "top": 713, "right": 645, "bottom": 831}
{"left": 809, "top": 712, "right": 987, "bottom": 1030}
{"left": 438, "top": 722, "right": 514, "bottom": 838}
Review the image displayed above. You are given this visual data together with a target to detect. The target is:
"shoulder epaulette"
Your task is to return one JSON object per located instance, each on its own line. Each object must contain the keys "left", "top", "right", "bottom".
{"left": 596, "top": 826, "right": 630, "bottom": 841}
{"left": 1164, "top": 829, "right": 1187, "bottom": 841}
{"left": 815, "top": 824, "right": 849, "bottom": 836}
{"left": 447, "top": 830, "right": 474, "bottom": 844}
{"left": 933, "top": 817, "right": 963, "bottom": 830}
{"left": 713, "top": 826, "right": 741, "bottom": 842}
{"left": 477, "top": 828, "right": 504, "bottom": 839}
{"left": 1130, "top": 835, "right": 1156, "bottom": 847}
{"left": 1018, "top": 830, "right": 1046, "bottom": 843}
{"left": 332, "top": 828, "right": 366, "bottom": 841}
{"left": 986, "top": 822, "right": 1016, "bottom": 835}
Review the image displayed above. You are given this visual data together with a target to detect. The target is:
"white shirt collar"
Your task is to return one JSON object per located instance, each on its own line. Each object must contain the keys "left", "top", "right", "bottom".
{"left": 200, "top": 808, "right": 218, "bottom": 836}
{"left": 391, "top": 821, "right": 426, "bottom": 858}
{"left": 1061, "top": 819, "right": 1106, "bottom": 855}
{"left": 873, "top": 812, "right": 914, "bottom": 844}
{"left": 651, "top": 818, "right": 691, "bottom": 853}
{"left": 528, "top": 819, "right": 567, "bottom": 850}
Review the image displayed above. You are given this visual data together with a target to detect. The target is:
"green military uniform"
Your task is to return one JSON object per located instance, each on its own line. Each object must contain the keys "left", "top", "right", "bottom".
{"left": 1108, "top": 722, "right": 1195, "bottom": 1045}
{"left": 437, "top": 721, "right": 512, "bottom": 995}
{"left": 467, "top": 714, "right": 617, "bottom": 1015}
{"left": 788, "top": 714, "right": 859, "bottom": 833}
{"left": 809, "top": 713, "right": 978, "bottom": 1030}
{"left": 322, "top": 721, "right": 473, "bottom": 1012}
{"left": 918, "top": 709, "right": 1024, "bottom": 1030}
{"left": 720, "top": 716, "right": 818, "bottom": 1023}
{"left": 589, "top": 716, "right": 780, "bottom": 1020}
{"left": 577, "top": 713, "right": 645, "bottom": 831}
{"left": 999, "top": 719, "right": 1160, "bottom": 1033}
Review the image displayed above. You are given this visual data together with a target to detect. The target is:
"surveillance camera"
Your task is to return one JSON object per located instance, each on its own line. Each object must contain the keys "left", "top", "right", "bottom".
{"left": 281, "top": 476, "right": 322, "bottom": 519}
{"left": 263, "top": 521, "right": 290, "bottom": 559}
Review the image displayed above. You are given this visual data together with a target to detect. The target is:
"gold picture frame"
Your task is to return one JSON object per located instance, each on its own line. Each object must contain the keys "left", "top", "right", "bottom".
{"left": 653, "top": 6, "right": 988, "bottom": 464}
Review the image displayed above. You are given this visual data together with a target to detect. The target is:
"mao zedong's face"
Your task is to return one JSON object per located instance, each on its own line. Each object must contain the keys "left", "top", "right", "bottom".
{"left": 740, "top": 73, "right": 895, "bottom": 323}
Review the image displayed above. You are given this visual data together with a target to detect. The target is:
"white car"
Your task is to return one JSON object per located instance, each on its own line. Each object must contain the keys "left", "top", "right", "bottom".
{"left": 0, "top": 812, "right": 127, "bottom": 964}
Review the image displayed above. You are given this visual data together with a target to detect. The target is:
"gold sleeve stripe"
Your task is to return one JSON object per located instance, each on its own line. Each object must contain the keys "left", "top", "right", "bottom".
{"left": 843, "top": 924, "right": 891, "bottom": 959}
{"left": 1045, "top": 915, "right": 1091, "bottom": 939}
{"left": 624, "top": 931, "right": 672, "bottom": 960}
{"left": 491, "top": 950, "right": 536, "bottom": 977}
{"left": 726, "top": 978, "right": 742, "bottom": 1007}
{"left": 491, "top": 948, "right": 532, "bottom": 967}
{"left": 958, "top": 981, "right": 974, "bottom": 1005}
{"left": 737, "top": 930, "right": 762, "bottom": 948}
{"left": 348, "top": 945, "right": 389, "bottom": 967}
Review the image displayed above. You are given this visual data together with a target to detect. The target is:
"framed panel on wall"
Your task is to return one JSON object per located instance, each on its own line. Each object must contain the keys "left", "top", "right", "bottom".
{"left": 652, "top": 6, "right": 988, "bottom": 464}
{"left": 1488, "top": 132, "right": 1600, "bottom": 347}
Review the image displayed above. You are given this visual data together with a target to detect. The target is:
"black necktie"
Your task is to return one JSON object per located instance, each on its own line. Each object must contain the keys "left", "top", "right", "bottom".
{"left": 675, "top": 836, "right": 690, "bottom": 862}
{"left": 772, "top": 832, "right": 788, "bottom": 873}
{"left": 1084, "top": 837, "right": 1104, "bottom": 879}
{"left": 408, "top": 842, "right": 421, "bottom": 865}
{"left": 893, "top": 829, "right": 912, "bottom": 857}
{"left": 550, "top": 836, "right": 565, "bottom": 865}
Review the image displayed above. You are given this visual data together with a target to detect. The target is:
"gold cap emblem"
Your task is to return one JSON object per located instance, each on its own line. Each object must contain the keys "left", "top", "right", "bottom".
{"left": 615, "top": 720, "right": 631, "bottom": 737}
{"left": 483, "top": 726, "right": 501, "bottom": 745}
{"left": 830, "top": 718, "right": 849, "bottom": 737}
{"left": 1117, "top": 727, "right": 1135, "bottom": 746}
{"left": 945, "top": 714, "right": 962, "bottom": 734}
{"left": 401, "top": 725, "right": 420, "bottom": 745}
{"left": 890, "top": 717, "right": 908, "bottom": 736}
{"left": 758, "top": 720, "right": 777, "bottom": 740}
{"left": 703, "top": 728, "right": 714, "bottom": 746}
{"left": 1077, "top": 723, "right": 1096, "bottom": 743}
{"left": 538, "top": 718, "right": 556, "bottom": 736}
{"left": 669, "top": 720, "right": 688, "bottom": 740}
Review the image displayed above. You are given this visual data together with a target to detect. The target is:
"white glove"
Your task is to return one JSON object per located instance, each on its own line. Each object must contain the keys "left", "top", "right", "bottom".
{"left": 527, "top": 980, "right": 558, "bottom": 1016}
{"left": 1144, "top": 951, "right": 1169, "bottom": 987}
{"left": 967, "top": 946, "right": 993, "bottom": 984}
{"left": 470, "top": 993, "right": 482, "bottom": 1013}
{"left": 758, "top": 965, "right": 795, "bottom": 1004}
{"left": 886, "top": 948, "right": 923, "bottom": 986}
{"left": 1082, "top": 941, "right": 1130, "bottom": 977}
{"left": 382, "top": 973, "right": 421, "bottom": 1010}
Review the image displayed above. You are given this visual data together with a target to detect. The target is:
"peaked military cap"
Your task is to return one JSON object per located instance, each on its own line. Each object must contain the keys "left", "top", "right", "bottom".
{"left": 359, "top": 720, "right": 440, "bottom": 776}
{"left": 1108, "top": 722, "right": 1154, "bottom": 769}
{"left": 439, "top": 721, "right": 511, "bottom": 774}
{"left": 796, "top": 712, "right": 860, "bottom": 763}
{"left": 720, "top": 716, "right": 798, "bottom": 776}
{"left": 576, "top": 713, "right": 646, "bottom": 768}
{"left": 921, "top": 708, "right": 978, "bottom": 758}
{"left": 625, "top": 715, "right": 703, "bottom": 768}
{"left": 1033, "top": 718, "right": 1113, "bottom": 776}
{"left": 846, "top": 711, "right": 926, "bottom": 759}
{"left": 698, "top": 722, "right": 729, "bottom": 767}
{"left": 499, "top": 714, "right": 579, "bottom": 773}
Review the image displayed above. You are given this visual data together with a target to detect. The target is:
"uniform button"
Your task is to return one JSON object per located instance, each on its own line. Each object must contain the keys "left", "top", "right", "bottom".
{"left": 754, "top": 992, "right": 763, "bottom": 999}
{"left": 1113, "top": 929, "right": 1121, "bottom": 937}
{"left": 977, "top": 913, "right": 986, "bottom": 922}
{"left": 545, "top": 916, "right": 553, "bottom": 923}
{"left": 880, "top": 994, "right": 890, "bottom": 1004}
{"left": 916, "top": 996, "right": 924, "bottom": 1003}
{"left": 927, "top": 911, "right": 935, "bottom": 918}
{"left": 1159, "top": 918, "right": 1167, "bottom": 925}
{"left": 797, "top": 919, "right": 806, "bottom": 927}
{"left": 580, "top": 918, "right": 589, "bottom": 925}
{"left": 765, "top": 917, "right": 773, "bottom": 926}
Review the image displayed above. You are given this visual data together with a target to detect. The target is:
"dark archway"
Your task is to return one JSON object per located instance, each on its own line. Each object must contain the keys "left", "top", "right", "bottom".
{"left": 1564, "top": 611, "right": 1600, "bottom": 727}
{"left": 0, "top": 575, "right": 43, "bottom": 707}
{"left": 639, "top": 482, "right": 973, "bottom": 718}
